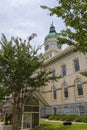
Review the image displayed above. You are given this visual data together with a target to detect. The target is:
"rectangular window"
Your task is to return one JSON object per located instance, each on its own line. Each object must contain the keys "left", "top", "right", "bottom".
{"left": 77, "top": 82, "right": 83, "bottom": 96}
{"left": 53, "top": 88, "right": 57, "bottom": 99}
{"left": 79, "top": 106, "right": 85, "bottom": 115}
{"left": 74, "top": 59, "right": 80, "bottom": 72}
{"left": 54, "top": 107, "right": 57, "bottom": 115}
{"left": 24, "top": 106, "right": 39, "bottom": 112}
{"left": 62, "top": 65, "right": 66, "bottom": 76}
{"left": 64, "top": 107, "right": 70, "bottom": 114}
{"left": 64, "top": 86, "right": 68, "bottom": 98}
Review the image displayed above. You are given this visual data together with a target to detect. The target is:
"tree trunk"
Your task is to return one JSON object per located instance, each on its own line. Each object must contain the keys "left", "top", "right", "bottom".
{"left": 12, "top": 100, "right": 23, "bottom": 130}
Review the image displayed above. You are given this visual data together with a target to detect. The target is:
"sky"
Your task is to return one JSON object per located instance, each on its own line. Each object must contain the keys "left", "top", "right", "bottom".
{"left": 0, "top": 0, "right": 66, "bottom": 52}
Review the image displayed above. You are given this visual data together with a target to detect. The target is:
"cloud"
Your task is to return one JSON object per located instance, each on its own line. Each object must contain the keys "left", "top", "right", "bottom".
{"left": 0, "top": 0, "right": 66, "bottom": 51}
{"left": 7, "top": 0, "right": 43, "bottom": 9}
{"left": 7, "top": 0, "right": 33, "bottom": 7}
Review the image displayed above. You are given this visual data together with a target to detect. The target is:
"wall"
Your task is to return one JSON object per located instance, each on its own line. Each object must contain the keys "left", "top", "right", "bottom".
{"left": 40, "top": 49, "right": 87, "bottom": 116}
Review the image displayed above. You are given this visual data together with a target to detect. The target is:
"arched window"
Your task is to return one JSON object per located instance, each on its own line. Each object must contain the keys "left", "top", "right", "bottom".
{"left": 53, "top": 87, "right": 57, "bottom": 99}
{"left": 64, "top": 85, "right": 68, "bottom": 98}
{"left": 77, "top": 81, "right": 83, "bottom": 96}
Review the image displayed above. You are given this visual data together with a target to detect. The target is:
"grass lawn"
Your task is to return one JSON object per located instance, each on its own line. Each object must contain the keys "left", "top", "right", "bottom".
{"left": 32, "top": 121, "right": 87, "bottom": 130}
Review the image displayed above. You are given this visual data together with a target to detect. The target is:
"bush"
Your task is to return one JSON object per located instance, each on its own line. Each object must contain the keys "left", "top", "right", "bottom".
{"left": 60, "top": 115, "right": 67, "bottom": 121}
{"left": 80, "top": 116, "right": 87, "bottom": 123}
{"left": 42, "top": 115, "right": 50, "bottom": 118}
{"left": 55, "top": 114, "right": 62, "bottom": 120}
{"left": 48, "top": 114, "right": 87, "bottom": 123}
{"left": 65, "top": 115, "right": 76, "bottom": 121}
{"left": 75, "top": 116, "right": 85, "bottom": 122}
{"left": 48, "top": 115, "right": 56, "bottom": 120}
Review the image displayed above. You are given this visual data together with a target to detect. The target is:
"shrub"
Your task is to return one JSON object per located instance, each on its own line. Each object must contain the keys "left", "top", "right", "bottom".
{"left": 75, "top": 116, "right": 83, "bottom": 122}
{"left": 48, "top": 114, "right": 87, "bottom": 123}
{"left": 48, "top": 115, "right": 56, "bottom": 120}
{"left": 65, "top": 115, "right": 76, "bottom": 121}
{"left": 42, "top": 115, "right": 50, "bottom": 118}
{"left": 81, "top": 116, "right": 87, "bottom": 123}
{"left": 55, "top": 114, "right": 62, "bottom": 120}
{"left": 59, "top": 115, "right": 67, "bottom": 121}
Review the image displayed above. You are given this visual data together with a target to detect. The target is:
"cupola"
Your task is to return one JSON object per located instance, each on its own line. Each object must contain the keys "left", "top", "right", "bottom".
{"left": 43, "top": 23, "right": 62, "bottom": 61}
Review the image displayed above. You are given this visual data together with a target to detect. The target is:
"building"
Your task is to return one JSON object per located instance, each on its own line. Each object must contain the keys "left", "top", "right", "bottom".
{"left": 40, "top": 23, "right": 87, "bottom": 116}
{"left": 0, "top": 90, "right": 48, "bottom": 129}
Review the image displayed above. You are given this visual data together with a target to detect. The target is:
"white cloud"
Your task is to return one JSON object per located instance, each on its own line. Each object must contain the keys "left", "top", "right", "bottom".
{"left": 7, "top": 0, "right": 42, "bottom": 7}
{"left": 14, "top": 21, "right": 36, "bottom": 28}
{"left": 0, "top": 0, "right": 66, "bottom": 50}
{"left": 8, "top": 0, "right": 31, "bottom": 7}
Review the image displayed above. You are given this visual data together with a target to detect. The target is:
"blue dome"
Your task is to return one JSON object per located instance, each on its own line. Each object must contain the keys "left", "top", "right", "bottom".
{"left": 45, "top": 23, "right": 59, "bottom": 41}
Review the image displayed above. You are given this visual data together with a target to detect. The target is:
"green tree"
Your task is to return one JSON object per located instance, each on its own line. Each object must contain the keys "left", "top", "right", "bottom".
{"left": 0, "top": 34, "right": 58, "bottom": 130}
{"left": 41, "top": 0, "right": 87, "bottom": 53}
{"left": 0, "top": 87, "right": 7, "bottom": 105}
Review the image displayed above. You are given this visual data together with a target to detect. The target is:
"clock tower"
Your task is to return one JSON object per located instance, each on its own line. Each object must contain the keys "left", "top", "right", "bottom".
{"left": 44, "top": 23, "right": 62, "bottom": 61}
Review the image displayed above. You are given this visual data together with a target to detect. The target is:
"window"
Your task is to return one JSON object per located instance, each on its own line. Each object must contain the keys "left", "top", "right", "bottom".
{"left": 64, "top": 85, "right": 68, "bottom": 98}
{"left": 52, "top": 70, "right": 56, "bottom": 77}
{"left": 50, "top": 54, "right": 52, "bottom": 57}
{"left": 77, "top": 81, "right": 83, "bottom": 96}
{"left": 53, "top": 107, "right": 57, "bottom": 114}
{"left": 53, "top": 87, "right": 57, "bottom": 99}
{"left": 62, "top": 65, "right": 66, "bottom": 76}
{"left": 64, "top": 107, "right": 69, "bottom": 114}
{"left": 74, "top": 59, "right": 80, "bottom": 72}
{"left": 79, "top": 106, "right": 85, "bottom": 115}
{"left": 45, "top": 45, "right": 49, "bottom": 50}
{"left": 57, "top": 44, "right": 61, "bottom": 49}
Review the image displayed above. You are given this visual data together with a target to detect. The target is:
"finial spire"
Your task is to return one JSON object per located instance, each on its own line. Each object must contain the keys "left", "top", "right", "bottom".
{"left": 49, "top": 22, "right": 56, "bottom": 33}
{"left": 51, "top": 22, "right": 53, "bottom": 26}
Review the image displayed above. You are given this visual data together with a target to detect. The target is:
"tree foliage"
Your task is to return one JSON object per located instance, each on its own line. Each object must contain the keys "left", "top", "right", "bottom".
{"left": 80, "top": 71, "right": 87, "bottom": 77}
{"left": 41, "top": 0, "right": 87, "bottom": 53}
{"left": 0, "top": 34, "right": 58, "bottom": 130}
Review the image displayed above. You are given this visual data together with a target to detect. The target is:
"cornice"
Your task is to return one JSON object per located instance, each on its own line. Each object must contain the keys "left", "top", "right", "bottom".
{"left": 43, "top": 48, "right": 61, "bottom": 56}
{"left": 43, "top": 46, "right": 76, "bottom": 66}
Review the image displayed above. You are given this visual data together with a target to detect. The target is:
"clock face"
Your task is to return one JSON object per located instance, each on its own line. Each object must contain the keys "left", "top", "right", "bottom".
{"left": 51, "top": 43, "right": 54, "bottom": 47}
{"left": 45, "top": 45, "right": 49, "bottom": 50}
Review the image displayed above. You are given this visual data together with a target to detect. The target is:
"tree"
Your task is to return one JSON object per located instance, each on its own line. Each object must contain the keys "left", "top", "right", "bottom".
{"left": 0, "top": 34, "right": 58, "bottom": 130}
{"left": 0, "top": 87, "right": 7, "bottom": 105}
{"left": 41, "top": 0, "right": 87, "bottom": 53}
